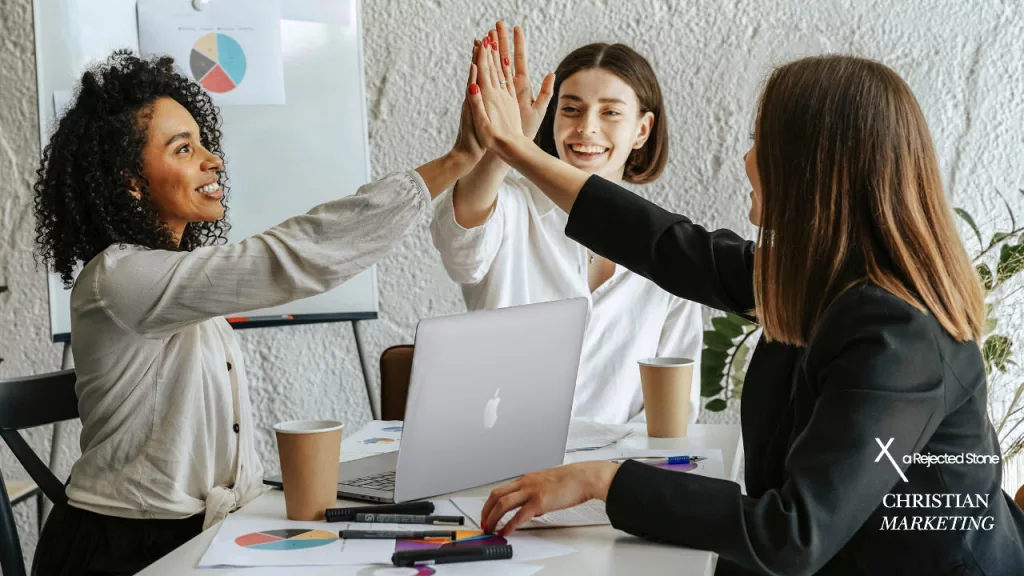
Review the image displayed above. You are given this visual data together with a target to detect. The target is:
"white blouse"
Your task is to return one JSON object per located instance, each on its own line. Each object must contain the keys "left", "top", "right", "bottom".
{"left": 66, "top": 171, "right": 430, "bottom": 529}
{"left": 430, "top": 176, "right": 703, "bottom": 425}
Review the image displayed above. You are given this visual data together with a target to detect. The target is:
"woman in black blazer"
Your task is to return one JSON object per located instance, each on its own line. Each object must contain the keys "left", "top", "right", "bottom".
{"left": 466, "top": 28, "right": 1024, "bottom": 576}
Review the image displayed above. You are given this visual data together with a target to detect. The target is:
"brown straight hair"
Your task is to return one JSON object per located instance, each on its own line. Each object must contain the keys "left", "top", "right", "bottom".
{"left": 534, "top": 43, "right": 668, "bottom": 184}
{"left": 752, "top": 55, "right": 983, "bottom": 346}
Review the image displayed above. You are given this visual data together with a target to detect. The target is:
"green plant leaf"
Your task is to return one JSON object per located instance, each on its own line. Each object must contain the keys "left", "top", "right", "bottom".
{"left": 711, "top": 316, "right": 743, "bottom": 339}
{"left": 983, "top": 334, "right": 1012, "bottom": 373}
{"left": 996, "top": 189, "right": 1016, "bottom": 231}
{"left": 984, "top": 316, "right": 998, "bottom": 335}
{"left": 977, "top": 264, "right": 994, "bottom": 290}
{"left": 997, "top": 243, "right": 1024, "bottom": 283}
{"left": 733, "top": 344, "right": 750, "bottom": 366}
{"left": 731, "top": 375, "right": 744, "bottom": 398}
{"left": 725, "top": 312, "right": 754, "bottom": 328}
{"left": 701, "top": 363, "right": 725, "bottom": 383}
{"left": 989, "top": 232, "right": 1014, "bottom": 249}
{"left": 703, "top": 330, "right": 735, "bottom": 351}
{"left": 704, "top": 399, "right": 728, "bottom": 412}
{"left": 954, "top": 208, "right": 983, "bottom": 250}
{"left": 701, "top": 381, "right": 724, "bottom": 398}
{"left": 702, "top": 347, "right": 727, "bottom": 362}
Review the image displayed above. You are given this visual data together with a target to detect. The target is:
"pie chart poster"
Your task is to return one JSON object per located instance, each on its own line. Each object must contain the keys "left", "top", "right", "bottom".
{"left": 138, "top": 0, "right": 285, "bottom": 106}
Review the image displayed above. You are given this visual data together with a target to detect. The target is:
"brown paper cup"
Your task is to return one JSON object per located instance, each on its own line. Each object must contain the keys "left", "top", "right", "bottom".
{"left": 639, "top": 357, "right": 694, "bottom": 438}
{"left": 274, "top": 420, "right": 344, "bottom": 521}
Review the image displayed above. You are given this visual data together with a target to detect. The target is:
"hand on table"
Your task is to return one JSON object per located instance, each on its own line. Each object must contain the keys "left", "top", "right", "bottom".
{"left": 480, "top": 461, "right": 620, "bottom": 535}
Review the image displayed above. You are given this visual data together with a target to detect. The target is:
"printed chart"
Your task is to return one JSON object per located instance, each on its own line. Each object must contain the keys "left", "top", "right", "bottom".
{"left": 190, "top": 32, "right": 247, "bottom": 93}
{"left": 235, "top": 528, "right": 338, "bottom": 551}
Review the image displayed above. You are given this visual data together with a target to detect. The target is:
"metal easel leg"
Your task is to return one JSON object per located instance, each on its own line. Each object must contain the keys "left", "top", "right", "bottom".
{"left": 351, "top": 320, "right": 379, "bottom": 420}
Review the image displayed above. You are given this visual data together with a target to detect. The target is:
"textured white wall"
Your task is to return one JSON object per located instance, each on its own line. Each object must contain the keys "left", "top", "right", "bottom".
{"left": 2, "top": 0, "right": 1023, "bottom": 568}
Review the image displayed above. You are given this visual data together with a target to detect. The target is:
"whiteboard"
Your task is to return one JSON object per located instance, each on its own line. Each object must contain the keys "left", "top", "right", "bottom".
{"left": 33, "top": 0, "right": 377, "bottom": 342}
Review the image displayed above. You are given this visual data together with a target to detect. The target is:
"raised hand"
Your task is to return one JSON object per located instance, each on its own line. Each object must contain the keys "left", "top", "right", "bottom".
{"left": 494, "top": 21, "right": 555, "bottom": 139}
{"left": 452, "top": 40, "right": 486, "bottom": 165}
{"left": 467, "top": 30, "right": 525, "bottom": 154}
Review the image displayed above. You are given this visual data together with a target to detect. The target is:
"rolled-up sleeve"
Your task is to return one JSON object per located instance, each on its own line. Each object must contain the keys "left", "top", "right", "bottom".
{"left": 429, "top": 183, "right": 510, "bottom": 285}
{"left": 95, "top": 170, "right": 430, "bottom": 338}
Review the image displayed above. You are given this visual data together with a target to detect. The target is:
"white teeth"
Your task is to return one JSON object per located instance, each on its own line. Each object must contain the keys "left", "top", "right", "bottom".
{"left": 197, "top": 182, "right": 220, "bottom": 194}
{"left": 570, "top": 144, "right": 607, "bottom": 154}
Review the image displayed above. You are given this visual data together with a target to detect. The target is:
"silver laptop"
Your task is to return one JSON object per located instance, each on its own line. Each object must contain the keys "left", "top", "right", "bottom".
{"left": 265, "top": 297, "right": 588, "bottom": 502}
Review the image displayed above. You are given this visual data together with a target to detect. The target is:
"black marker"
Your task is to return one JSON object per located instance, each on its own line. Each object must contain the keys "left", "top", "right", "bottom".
{"left": 392, "top": 544, "right": 513, "bottom": 566}
{"left": 350, "top": 513, "right": 465, "bottom": 525}
{"left": 339, "top": 529, "right": 456, "bottom": 540}
{"left": 325, "top": 502, "right": 435, "bottom": 523}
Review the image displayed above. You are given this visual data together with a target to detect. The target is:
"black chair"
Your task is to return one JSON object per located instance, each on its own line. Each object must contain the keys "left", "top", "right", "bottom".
{"left": 0, "top": 369, "right": 77, "bottom": 576}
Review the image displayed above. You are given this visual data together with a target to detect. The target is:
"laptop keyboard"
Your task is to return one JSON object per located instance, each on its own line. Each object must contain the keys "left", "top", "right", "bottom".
{"left": 340, "top": 471, "right": 395, "bottom": 491}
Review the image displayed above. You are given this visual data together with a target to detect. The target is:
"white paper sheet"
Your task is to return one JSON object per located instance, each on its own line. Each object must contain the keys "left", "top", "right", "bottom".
{"left": 199, "top": 499, "right": 572, "bottom": 568}
{"left": 218, "top": 564, "right": 543, "bottom": 575}
{"left": 137, "top": 0, "right": 285, "bottom": 105}
{"left": 334, "top": 515, "right": 575, "bottom": 565}
{"left": 564, "top": 419, "right": 634, "bottom": 452}
{"left": 453, "top": 497, "right": 610, "bottom": 530}
{"left": 343, "top": 420, "right": 403, "bottom": 455}
{"left": 199, "top": 513, "right": 391, "bottom": 567}
{"left": 566, "top": 448, "right": 727, "bottom": 479}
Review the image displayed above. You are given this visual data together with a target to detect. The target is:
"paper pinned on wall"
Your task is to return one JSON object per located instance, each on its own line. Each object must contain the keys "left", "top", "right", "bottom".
{"left": 137, "top": 0, "right": 285, "bottom": 106}
{"left": 282, "top": 0, "right": 354, "bottom": 25}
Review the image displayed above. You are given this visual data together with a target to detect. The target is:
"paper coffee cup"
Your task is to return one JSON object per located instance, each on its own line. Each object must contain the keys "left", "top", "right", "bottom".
{"left": 638, "top": 357, "right": 694, "bottom": 438}
{"left": 274, "top": 420, "right": 344, "bottom": 521}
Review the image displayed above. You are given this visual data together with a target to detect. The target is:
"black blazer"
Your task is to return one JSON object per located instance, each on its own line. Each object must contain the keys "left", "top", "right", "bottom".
{"left": 566, "top": 175, "right": 1024, "bottom": 575}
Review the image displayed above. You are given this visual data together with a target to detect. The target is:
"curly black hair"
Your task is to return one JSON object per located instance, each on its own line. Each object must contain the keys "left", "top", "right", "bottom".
{"left": 34, "top": 50, "right": 230, "bottom": 286}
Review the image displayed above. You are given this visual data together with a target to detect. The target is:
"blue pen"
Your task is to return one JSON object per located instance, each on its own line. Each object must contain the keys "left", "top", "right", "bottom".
{"left": 616, "top": 455, "right": 704, "bottom": 465}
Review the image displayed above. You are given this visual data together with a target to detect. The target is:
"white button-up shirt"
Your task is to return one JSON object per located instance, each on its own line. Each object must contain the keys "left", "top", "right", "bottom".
{"left": 66, "top": 171, "right": 429, "bottom": 528}
{"left": 430, "top": 176, "right": 703, "bottom": 425}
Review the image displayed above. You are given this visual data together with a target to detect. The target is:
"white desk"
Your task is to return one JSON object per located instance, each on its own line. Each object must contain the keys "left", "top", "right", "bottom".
{"left": 140, "top": 423, "right": 743, "bottom": 576}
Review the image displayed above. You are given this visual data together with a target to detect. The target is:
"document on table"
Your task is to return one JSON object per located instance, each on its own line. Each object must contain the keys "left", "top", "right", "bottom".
{"left": 565, "top": 419, "right": 634, "bottom": 452}
{"left": 218, "top": 564, "right": 544, "bottom": 575}
{"left": 453, "top": 497, "right": 610, "bottom": 530}
{"left": 342, "top": 420, "right": 403, "bottom": 454}
{"left": 566, "top": 448, "right": 726, "bottom": 480}
{"left": 199, "top": 499, "right": 574, "bottom": 568}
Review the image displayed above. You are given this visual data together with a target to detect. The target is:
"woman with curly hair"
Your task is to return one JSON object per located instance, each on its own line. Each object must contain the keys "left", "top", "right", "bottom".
{"left": 31, "top": 50, "right": 484, "bottom": 574}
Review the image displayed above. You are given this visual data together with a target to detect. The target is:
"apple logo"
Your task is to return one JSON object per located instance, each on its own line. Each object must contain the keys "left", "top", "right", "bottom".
{"left": 483, "top": 388, "right": 501, "bottom": 429}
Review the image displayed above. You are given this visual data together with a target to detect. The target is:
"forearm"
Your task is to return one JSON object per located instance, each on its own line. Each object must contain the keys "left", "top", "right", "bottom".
{"left": 415, "top": 151, "right": 479, "bottom": 199}
{"left": 452, "top": 151, "right": 510, "bottom": 228}
{"left": 495, "top": 135, "right": 590, "bottom": 214}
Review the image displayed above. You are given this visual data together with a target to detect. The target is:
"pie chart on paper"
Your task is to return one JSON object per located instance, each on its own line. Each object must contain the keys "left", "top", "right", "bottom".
{"left": 234, "top": 528, "right": 337, "bottom": 550}
{"left": 190, "top": 32, "right": 247, "bottom": 93}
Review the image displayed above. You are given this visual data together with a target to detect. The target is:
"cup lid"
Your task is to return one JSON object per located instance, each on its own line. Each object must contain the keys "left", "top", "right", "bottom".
{"left": 273, "top": 419, "right": 344, "bottom": 434}
{"left": 638, "top": 357, "right": 694, "bottom": 367}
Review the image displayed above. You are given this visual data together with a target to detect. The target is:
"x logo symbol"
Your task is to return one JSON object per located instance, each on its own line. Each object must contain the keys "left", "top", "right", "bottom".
{"left": 875, "top": 437, "right": 908, "bottom": 482}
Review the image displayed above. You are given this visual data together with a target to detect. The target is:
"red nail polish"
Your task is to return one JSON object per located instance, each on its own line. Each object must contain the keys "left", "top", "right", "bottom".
{"left": 503, "top": 57, "right": 510, "bottom": 67}
{"left": 469, "top": 83, "right": 480, "bottom": 95}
